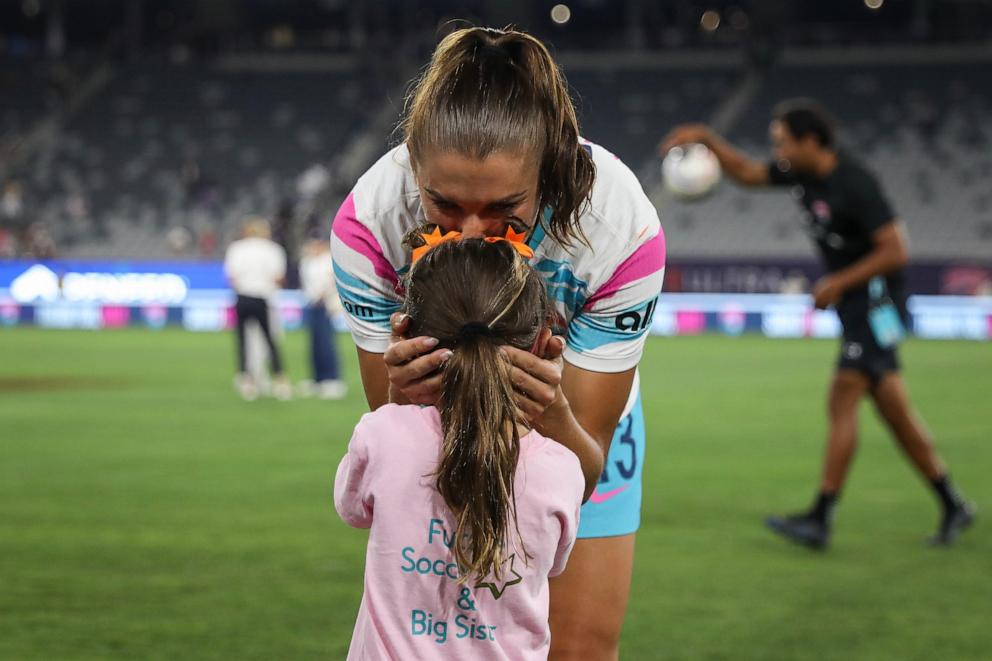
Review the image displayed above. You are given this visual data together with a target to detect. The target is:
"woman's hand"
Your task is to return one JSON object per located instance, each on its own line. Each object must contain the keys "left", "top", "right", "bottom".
{"left": 658, "top": 123, "right": 713, "bottom": 154}
{"left": 501, "top": 328, "right": 567, "bottom": 425}
{"left": 384, "top": 314, "right": 568, "bottom": 417}
{"left": 383, "top": 313, "right": 452, "bottom": 405}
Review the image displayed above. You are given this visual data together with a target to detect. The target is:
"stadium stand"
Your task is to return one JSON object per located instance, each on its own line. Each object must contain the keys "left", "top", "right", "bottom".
{"left": 3, "top": 55, "right": 392, "bottom": 258}
{"left": 659, "top": 54, "right": 992, "bottom": 260}
{"left": 564, "top": 63, "right": 739, "bottom": 182}
{"left": 2, "top": 47, "right": 991, "bottom": 261}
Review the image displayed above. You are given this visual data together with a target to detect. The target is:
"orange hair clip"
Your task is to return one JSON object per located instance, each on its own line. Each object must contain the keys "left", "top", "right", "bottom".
{"left": 411, "top": 226, "right": 535, "bottom": 263}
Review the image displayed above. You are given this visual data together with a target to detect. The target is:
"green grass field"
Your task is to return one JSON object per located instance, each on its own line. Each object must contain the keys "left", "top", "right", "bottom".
{"left": 1, "top": 328, "right": 989, "bottom": 660}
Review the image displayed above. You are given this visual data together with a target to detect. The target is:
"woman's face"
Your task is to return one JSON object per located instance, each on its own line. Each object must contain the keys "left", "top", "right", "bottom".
{"left": 413, "top": 150, "right": 541, "bottom": 239}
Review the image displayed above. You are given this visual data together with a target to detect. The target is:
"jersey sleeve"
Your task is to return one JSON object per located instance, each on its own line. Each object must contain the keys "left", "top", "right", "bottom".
{"left": 767, "top": 160, "right": 799, "bottom": 186}
{"left": 564, "top": 229, "right": 666, "bottom": 373}
{"left": 849, "top": 170, "right": 897, "bottom": 234}
{"left": 329, "top": 192, "right": 402, "bottom": 353}
{"left": 334, "top": 417, "right": 376, "bottom": 529}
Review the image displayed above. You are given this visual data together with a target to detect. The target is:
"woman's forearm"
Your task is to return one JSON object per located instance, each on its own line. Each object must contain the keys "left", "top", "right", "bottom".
{"left": 535, "top": 397, "right": 605, "bottom": 502}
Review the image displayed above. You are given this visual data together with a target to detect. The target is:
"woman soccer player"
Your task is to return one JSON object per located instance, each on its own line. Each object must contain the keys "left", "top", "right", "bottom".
{"left": 335, "top": 235, "right": 585, "bottom": 659}
{"left": 331, "top": 27, "right": 666, "bottom": 658}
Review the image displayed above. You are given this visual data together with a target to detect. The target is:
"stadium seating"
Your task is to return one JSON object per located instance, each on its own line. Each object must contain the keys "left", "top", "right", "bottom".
{"left": 564, "top": 65, "right": 738, "bottom": 183}
{"left": 665, "top": 60, "right": 992, "bottom": 259}
{"left": 3, "top": 52, "right": 991, "bottom": 260}
{"left": 6, "top": 56, "right": 380, "bottom": 257}
{"left": 1, "top": 61, "right": 54, "bottom": 137}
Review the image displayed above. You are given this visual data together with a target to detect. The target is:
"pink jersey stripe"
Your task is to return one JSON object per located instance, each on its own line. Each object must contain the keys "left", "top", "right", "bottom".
{"left": 332, "top": 193, "right": 399, "bottom": 287}
{"left": 584, "top": 229, "right": 666, "bottom": 308}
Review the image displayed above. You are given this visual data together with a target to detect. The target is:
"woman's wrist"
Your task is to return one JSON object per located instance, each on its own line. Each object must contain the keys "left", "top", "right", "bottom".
{"left": 535, "top": 393, "right": 603, "bottom": 500}
{"left": 533, "top": 391, "right": 572, "bottom": 438}
{"left": 388, "top": 383, "right": 411, "bottom": 406}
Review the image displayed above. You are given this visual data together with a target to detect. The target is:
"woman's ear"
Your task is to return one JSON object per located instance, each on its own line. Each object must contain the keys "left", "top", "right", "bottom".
{"left": 531, "top": 326, "right": 552, "bottom": 355}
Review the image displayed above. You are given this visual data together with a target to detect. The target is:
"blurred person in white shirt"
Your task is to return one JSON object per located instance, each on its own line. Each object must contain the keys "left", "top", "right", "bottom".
{"left": 224, "top": 217, "right": 290, "bottom": 400}
{"left": 298, "top": 234, "right": 346, "bottom": 399}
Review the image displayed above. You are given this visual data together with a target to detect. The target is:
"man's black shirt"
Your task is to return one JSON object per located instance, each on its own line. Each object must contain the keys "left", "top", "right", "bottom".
{"left": 768, "top": 153, "right": 906, "bottom": 302}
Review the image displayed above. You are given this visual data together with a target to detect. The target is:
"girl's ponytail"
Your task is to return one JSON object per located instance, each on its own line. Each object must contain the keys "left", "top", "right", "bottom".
{"left": 436, "top": 331, "right": 521, "bottom": 582}
{"left": 401, "top": 235, "right": 547, "bottom": 583}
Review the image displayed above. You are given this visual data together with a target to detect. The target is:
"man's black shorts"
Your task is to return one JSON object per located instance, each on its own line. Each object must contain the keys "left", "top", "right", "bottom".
{"left": 835, "top": 293, "right": 910, "bottom": 384}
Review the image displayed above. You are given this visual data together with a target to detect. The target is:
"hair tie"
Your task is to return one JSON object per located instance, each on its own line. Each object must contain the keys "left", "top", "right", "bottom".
{"left": 456, "top": 321, "right": 493, "bottom": 344}
{"left": 477, "top": 43, "right": 509, "bottom": 60}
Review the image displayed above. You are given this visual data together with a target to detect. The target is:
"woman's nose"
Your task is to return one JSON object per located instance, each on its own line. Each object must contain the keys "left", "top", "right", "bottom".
{"left": 459, "top": 216, "right": 502, "bottom": 239}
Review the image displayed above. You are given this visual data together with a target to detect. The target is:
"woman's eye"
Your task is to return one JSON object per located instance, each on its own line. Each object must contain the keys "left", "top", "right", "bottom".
{"left": 506, "top": 216, "right": 528, "bottom": 233}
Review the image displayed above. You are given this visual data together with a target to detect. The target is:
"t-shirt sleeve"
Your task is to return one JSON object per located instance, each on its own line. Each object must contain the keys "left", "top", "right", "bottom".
{"left": 329, "top": 192, "right": 402, "bottom": 353}
{"left": 564, "top": 229, "right": 666, "bottom": 373}
{"left": 549, "top": 452, "right": 584, "bottom": 578}
{"left": 334, "top": 419, "right": 375, "bottom": 529}
{"left": 767, "top": 160, "right": 799, "bottom": 186}
{"left": 849, "top": 169, "right": 897, "bottom": 234}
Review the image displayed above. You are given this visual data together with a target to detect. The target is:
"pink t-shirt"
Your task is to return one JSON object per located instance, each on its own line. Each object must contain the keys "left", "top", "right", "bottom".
{"left": 334, "top": 404, "right": 584, "bottom": 660}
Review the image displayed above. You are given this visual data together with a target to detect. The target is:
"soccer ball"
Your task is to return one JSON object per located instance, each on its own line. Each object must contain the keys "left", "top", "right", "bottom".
{"left": 662, "top": 143, "right": 721, "bottom": 199}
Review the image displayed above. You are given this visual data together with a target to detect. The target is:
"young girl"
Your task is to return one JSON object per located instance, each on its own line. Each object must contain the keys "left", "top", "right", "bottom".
{"left": 335, "top": 234, "right": 585, "bottom": 659}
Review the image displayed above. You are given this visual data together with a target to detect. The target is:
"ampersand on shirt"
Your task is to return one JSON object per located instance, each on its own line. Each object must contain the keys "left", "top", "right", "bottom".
{"left": 457, "top": 587, "right": 476, "bottom": 611}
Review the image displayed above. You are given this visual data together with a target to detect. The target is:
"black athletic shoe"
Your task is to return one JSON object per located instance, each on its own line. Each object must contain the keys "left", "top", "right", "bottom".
{"left": 765, "top": 513, "right": 830, "bottom": 550}
{"left": 928, "top": 502, "right": 976, "bottom": 546}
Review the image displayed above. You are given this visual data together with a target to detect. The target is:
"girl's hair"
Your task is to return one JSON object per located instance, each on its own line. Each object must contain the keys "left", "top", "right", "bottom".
{"left": 402, "top": 26, "right": 595, "bottom": 248}
{"left": 401, "top": 232, "right": 549, "bottom": 582}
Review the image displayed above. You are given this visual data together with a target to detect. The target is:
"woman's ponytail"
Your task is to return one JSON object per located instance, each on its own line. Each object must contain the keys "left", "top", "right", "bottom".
{"left": 403, "top": 27, "right": 595, "bottom": 248}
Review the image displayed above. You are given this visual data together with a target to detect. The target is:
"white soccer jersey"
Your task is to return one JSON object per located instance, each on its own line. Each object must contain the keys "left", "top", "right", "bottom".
{"left": 330, "top": 141, "right": 665, "bottom": 374}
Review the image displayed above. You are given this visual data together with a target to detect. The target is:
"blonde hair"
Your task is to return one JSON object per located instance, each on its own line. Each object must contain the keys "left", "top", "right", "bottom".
{"left": 241, "top": 217, "right": 272, "bottom": 239}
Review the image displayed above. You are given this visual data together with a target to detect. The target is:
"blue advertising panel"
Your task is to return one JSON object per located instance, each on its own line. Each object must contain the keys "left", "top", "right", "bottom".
{"left": 0, "top": 260, "right": 989, "bottom": 339}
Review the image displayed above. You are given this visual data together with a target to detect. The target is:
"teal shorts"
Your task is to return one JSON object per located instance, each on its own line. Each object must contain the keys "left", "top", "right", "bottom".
{"left": 577, "top": 394, "right": 645, "bottom": 539}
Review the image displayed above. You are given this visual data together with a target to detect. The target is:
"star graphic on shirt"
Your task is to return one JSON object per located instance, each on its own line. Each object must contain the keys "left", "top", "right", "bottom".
{"left": 474, "top": 553, "right": 523, "bottom": 600}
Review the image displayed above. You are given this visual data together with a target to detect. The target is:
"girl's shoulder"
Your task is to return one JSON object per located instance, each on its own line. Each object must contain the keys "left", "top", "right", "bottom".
{"left": 518, "top": 431, "right": 584, "bottom": 500}
{"left": 352, "top": 404, "right": 442, "bottom": 451}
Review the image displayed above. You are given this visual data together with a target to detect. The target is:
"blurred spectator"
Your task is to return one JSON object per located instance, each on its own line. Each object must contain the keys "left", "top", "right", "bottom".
{"left": 2, "top": 182, "right": 25, "bottom": 227}
{"left": 64, "top": 193, "right": 89, "bottom": 223}
{"left": 780, "top": 270, "right": 810, "bottom": 294}
{"left": 0, "top": 226, "right": 15, "bottom": 258}
{"left": 298, "top": 235, "right": 346, "bottom": 400}
{"left": 296, "top": 163, "right": 331, "bottom": 202}
{"left": 271, "top": 198, "right": 299, "bottom": 267}
{"left": 24, "top": 222, "right": 56, "bottom": 258}
{"left": 198, "top": 228, "right": 217, "bottom": 257}
{"left": 223, "top": 217, "right": 290, "bottom": 401}
{"left": 166, "top": 226, "right": 193, "bottom": 254}
{"left": 181, "top": 156, "right": 220, "bottom": 214}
